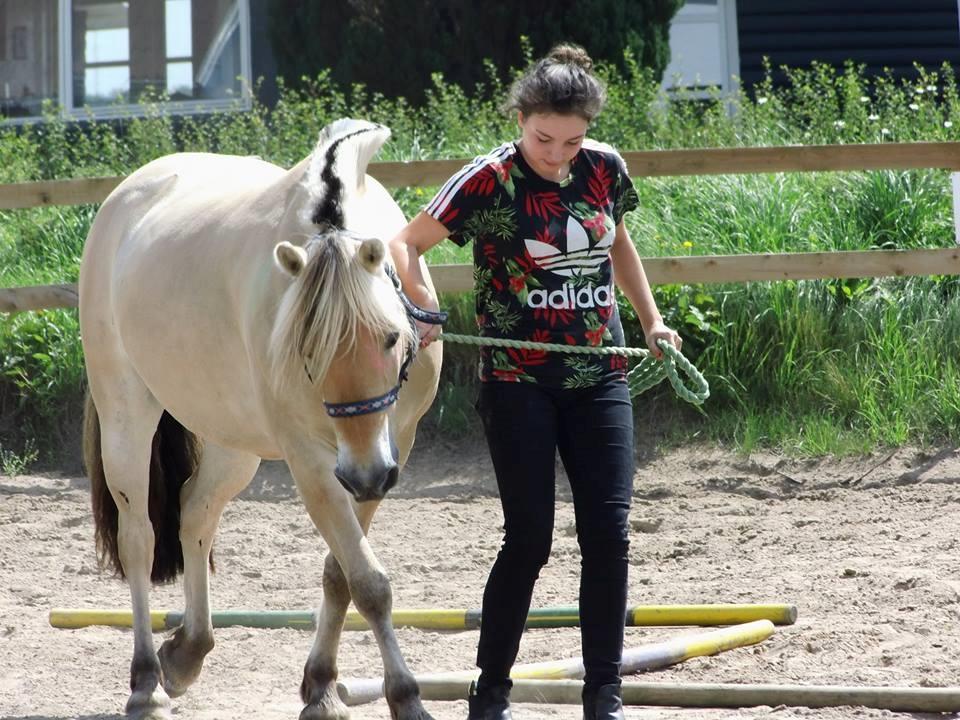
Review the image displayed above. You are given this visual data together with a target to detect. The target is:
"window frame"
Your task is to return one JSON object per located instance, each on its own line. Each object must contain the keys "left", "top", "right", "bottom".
{"left": 2, "top": 0, "right": 251, "bottom": 125}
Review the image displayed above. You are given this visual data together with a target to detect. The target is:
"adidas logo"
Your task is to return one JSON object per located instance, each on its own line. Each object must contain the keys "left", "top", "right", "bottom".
{"left": 524, "top": 215, "right": 614, "bottom": 310}
{"left": 525, "top": 215, "right": 614, "bottom": 277}
{"left": 527, "top": 283, "right": 613, "bottom": 310}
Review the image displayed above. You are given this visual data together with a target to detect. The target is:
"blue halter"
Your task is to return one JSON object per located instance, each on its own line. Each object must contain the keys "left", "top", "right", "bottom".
{"left": 320, "top": 265, "right": 447, "bottom": 418}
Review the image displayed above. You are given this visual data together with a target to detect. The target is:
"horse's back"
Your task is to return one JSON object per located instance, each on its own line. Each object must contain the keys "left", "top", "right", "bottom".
{"left": 82, "top": 152, "right": 284, "bottom": 277}
{"left": 126, "top": 152, "right": 283, "bottom": 197}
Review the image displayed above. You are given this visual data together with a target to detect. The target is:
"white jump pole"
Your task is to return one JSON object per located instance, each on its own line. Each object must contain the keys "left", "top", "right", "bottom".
{"left": 338, "top": 620, "right": 774, "bottom": 705}
{"left": 409, "top": 678, "right": 960, "bottom": 713}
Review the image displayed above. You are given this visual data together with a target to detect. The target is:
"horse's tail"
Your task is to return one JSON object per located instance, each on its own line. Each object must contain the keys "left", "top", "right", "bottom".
{"left": 84, "top": 390, "right": 203, "bottom": 583}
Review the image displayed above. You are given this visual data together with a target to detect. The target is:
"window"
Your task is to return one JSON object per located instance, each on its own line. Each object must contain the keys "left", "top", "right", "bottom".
{"left": 0, "top": 0, "right": 249, "bottom": 123}
{"left": 72, "top": 0, "right": 129, "bottom": 106}
{"left": 662, "top": 0, "right": 740, "bottom": 96}
{"left": 0, "top": 0, "right": 59, "bottom": 120}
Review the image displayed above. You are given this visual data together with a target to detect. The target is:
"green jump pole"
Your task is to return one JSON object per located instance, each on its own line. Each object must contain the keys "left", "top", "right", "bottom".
{"left": 48, "top": 603, "right": 797, "bottom": 632}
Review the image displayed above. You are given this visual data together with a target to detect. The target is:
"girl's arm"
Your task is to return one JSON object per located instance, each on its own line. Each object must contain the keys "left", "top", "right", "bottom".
{"left": 609, "top": 220, "right": 681, "bottom": 359}
{"left": 389, "top": 211, "right": 451, "bottom": 346}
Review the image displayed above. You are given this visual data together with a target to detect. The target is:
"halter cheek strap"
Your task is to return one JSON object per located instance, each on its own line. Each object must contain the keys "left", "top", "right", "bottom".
{"left": 384, "top": 264, "right": 449, "bottom": 326}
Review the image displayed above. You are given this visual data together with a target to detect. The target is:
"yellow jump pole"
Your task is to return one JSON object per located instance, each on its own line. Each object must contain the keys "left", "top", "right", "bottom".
{"left": 49, "top": 603, "right": 796, "bottom": 632}
{"left": 413, "top": 678, "right": 960, "bottom": 713}
{"left": 337, "top": 620, "right": 774, "bottom": 706}
{"left": 627, "top": 604, "right": 796, "bottom": 627}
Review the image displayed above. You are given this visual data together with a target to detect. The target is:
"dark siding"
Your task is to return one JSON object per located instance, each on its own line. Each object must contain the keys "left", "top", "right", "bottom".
{"left": 249, "top": 0, "right": 279, "bottom": 106}
{"left": 737, "top": 0, "right": 960, "bottom": 87}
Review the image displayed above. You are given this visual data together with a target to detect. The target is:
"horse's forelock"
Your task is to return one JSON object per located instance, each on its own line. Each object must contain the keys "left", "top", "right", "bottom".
{"left": 271, "top": 233, "right": 413, "bottom": 390}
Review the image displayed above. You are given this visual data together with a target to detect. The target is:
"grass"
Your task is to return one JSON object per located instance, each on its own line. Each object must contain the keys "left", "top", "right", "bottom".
{"left": 2, "top": 57, "right": 960, "bottom": 466}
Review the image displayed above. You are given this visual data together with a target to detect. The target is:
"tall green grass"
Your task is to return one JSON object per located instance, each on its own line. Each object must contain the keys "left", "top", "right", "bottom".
{"left": 2, "top": 59, "right": 960, "bottom": 464}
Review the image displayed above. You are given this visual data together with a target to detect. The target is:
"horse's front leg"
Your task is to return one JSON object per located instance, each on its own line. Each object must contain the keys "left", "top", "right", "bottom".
{"left": 159, "top": 445, "right": 261, "bottom": 697}
{"left": 300, "top": 500, "right": 384, "bottom": 720}
{"left": 294, "top": 468, "right": 432, "bottom": 720}
{"left": 342, "top": 527, "right": 428, "bottom": 720}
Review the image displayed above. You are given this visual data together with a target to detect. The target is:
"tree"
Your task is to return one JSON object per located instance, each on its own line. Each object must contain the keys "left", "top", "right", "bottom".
{"left": 267, "top": 0, "right": 685, "bottom": 103}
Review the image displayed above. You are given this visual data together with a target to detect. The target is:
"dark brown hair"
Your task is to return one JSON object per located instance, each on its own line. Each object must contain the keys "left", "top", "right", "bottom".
{"left": 502, "top": 43, "right": 607, "bottom": 121}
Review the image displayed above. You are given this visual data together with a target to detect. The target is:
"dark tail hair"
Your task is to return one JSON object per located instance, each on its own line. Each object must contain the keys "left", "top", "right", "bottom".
{"left": 84, "top": 390, "right": 203, "bottom": 584}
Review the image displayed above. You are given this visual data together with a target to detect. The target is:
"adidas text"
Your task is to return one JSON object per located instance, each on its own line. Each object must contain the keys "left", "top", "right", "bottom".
{"left": 527, "top": 283, "right": 612, "bottom": 310}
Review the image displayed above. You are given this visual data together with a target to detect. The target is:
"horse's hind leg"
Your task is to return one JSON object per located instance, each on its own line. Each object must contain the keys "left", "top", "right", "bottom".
{"left": 159, "top": 443, "right": 261, "bottom": 697}
{"left": 299, "top": 550, "right": 352, "bottom": 719}
{"left": 94, "top": 386, "right": 170, "bottom": 719}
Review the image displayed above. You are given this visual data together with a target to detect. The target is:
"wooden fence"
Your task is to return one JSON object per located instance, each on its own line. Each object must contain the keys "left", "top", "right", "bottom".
{"left": 2, "top": 141, "right": 960, "bottom": 313}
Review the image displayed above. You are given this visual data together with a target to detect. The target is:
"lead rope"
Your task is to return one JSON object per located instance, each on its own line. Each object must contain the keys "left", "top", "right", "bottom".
{"left": 437, "top": 333, "right": 710, "bottom": 406}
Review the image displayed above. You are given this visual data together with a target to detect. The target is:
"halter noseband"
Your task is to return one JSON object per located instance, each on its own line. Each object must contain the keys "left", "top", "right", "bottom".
{"left": 321, "top": 264, "right": 447, "bottom": 418}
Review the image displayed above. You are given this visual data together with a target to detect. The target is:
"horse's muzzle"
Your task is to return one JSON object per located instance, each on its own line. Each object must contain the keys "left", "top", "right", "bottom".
{"left": 334, "top": 463, "right": 399, "bottom": 502}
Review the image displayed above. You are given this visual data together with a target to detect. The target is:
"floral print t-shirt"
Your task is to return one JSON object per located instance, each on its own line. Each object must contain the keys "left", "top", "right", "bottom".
{"left": 425, "top": 139, "right": 640, "bottom": 388}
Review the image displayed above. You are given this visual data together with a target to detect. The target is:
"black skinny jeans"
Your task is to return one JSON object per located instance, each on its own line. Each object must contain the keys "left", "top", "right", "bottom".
{"left": 474, "top": 379, "right": 634, "bottom": 690}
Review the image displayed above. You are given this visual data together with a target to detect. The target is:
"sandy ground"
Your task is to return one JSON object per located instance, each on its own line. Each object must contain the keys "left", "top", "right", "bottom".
{"left": 2, "top": 438, "right": 960, "bottom": 720}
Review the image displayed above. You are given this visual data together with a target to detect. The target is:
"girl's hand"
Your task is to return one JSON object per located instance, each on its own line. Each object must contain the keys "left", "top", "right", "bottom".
{"left": 644, "top": 321, "right": 682, "bottom": 360}
{"left": 415, "top": 293, "right": 443, "bottom": 348}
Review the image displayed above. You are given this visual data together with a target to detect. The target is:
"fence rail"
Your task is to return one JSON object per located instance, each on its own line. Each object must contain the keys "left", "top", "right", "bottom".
{"left": 3, "top": 142, "right": 960, "bottom": 211}
{"left": 4, "top": 248, "right": 958, "bottom": 314}
{"left": 2, "top": 141, "right": 959, "bottom": 313}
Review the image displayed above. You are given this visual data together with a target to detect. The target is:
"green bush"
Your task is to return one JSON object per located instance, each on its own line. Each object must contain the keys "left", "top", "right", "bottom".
{"left": 3, "top": 58, "right": 960, "bottom": 466}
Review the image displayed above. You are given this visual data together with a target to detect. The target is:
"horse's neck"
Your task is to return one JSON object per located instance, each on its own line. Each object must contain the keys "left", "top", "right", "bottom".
{"left": 271, "top": 157, "right": 317, "bottom": 243}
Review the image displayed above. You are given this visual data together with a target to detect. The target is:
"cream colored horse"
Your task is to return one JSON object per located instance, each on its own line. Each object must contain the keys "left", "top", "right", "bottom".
{"left": 79, "top": 119, "right": 441, "bottom": 720}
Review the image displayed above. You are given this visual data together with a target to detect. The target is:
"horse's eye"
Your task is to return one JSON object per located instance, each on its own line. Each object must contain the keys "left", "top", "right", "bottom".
{"left": 385, "top": 331, "right": 400, "bottom": 350}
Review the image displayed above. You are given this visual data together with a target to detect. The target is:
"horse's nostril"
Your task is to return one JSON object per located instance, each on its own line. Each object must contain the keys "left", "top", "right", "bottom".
{"left": 383, "top": 465, "right": 399, "bottom": 494}
{"left": 335, "top": 464, "right": 398, "bottom": 501}
{"left": 334, "top": 467, "right": 361, "bottom": 500}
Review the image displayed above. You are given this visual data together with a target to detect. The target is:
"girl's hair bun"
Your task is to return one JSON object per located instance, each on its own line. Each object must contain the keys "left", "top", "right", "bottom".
{"left": 547, "top": 44, "right": 594, "bottom": 72}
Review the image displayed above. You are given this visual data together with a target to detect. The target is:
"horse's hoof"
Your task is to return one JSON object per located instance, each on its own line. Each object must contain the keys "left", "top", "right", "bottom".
{"left": 158, "top": 628, "right": 214, "bottom": 697}
{"left": 390, "top": 699, "right": 435, "bottom": 720}
{"left": 125, "top": 685, "right": 173, "bottom": 720}
{"left": 299, "top": 696, "right": 351, "bottom": 720}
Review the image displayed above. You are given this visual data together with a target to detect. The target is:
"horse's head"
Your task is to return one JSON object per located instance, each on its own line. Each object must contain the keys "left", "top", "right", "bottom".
{"left": 272, "top": 229, "right": 416, "bottom": 502}
{"left": 268, "top": 119, "right": 422, "bottom": 501}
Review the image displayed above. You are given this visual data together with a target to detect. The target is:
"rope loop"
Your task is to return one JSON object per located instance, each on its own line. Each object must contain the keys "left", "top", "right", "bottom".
{"left": 438, "top": 334, "right": 709, "bottom": 405}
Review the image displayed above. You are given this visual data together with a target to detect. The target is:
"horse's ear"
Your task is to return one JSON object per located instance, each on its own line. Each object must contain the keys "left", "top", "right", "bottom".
{"left": 274, "top": 241, "right": 309, "bottom": 277}
{"left": 357, "top": 238, "right": 385, "bottom": 273}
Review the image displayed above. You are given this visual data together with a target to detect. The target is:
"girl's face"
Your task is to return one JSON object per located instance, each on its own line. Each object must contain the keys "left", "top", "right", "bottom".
{"left": 517, "top": 111, "right": 589, "bottom": 182}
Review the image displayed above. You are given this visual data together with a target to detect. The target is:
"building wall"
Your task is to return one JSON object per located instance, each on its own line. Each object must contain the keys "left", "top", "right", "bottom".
{"left": 248, "top": 0, "right": 277, "bottom": 106}
{"left": 737, "top": 0, "right": 960, "bottom": 87}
